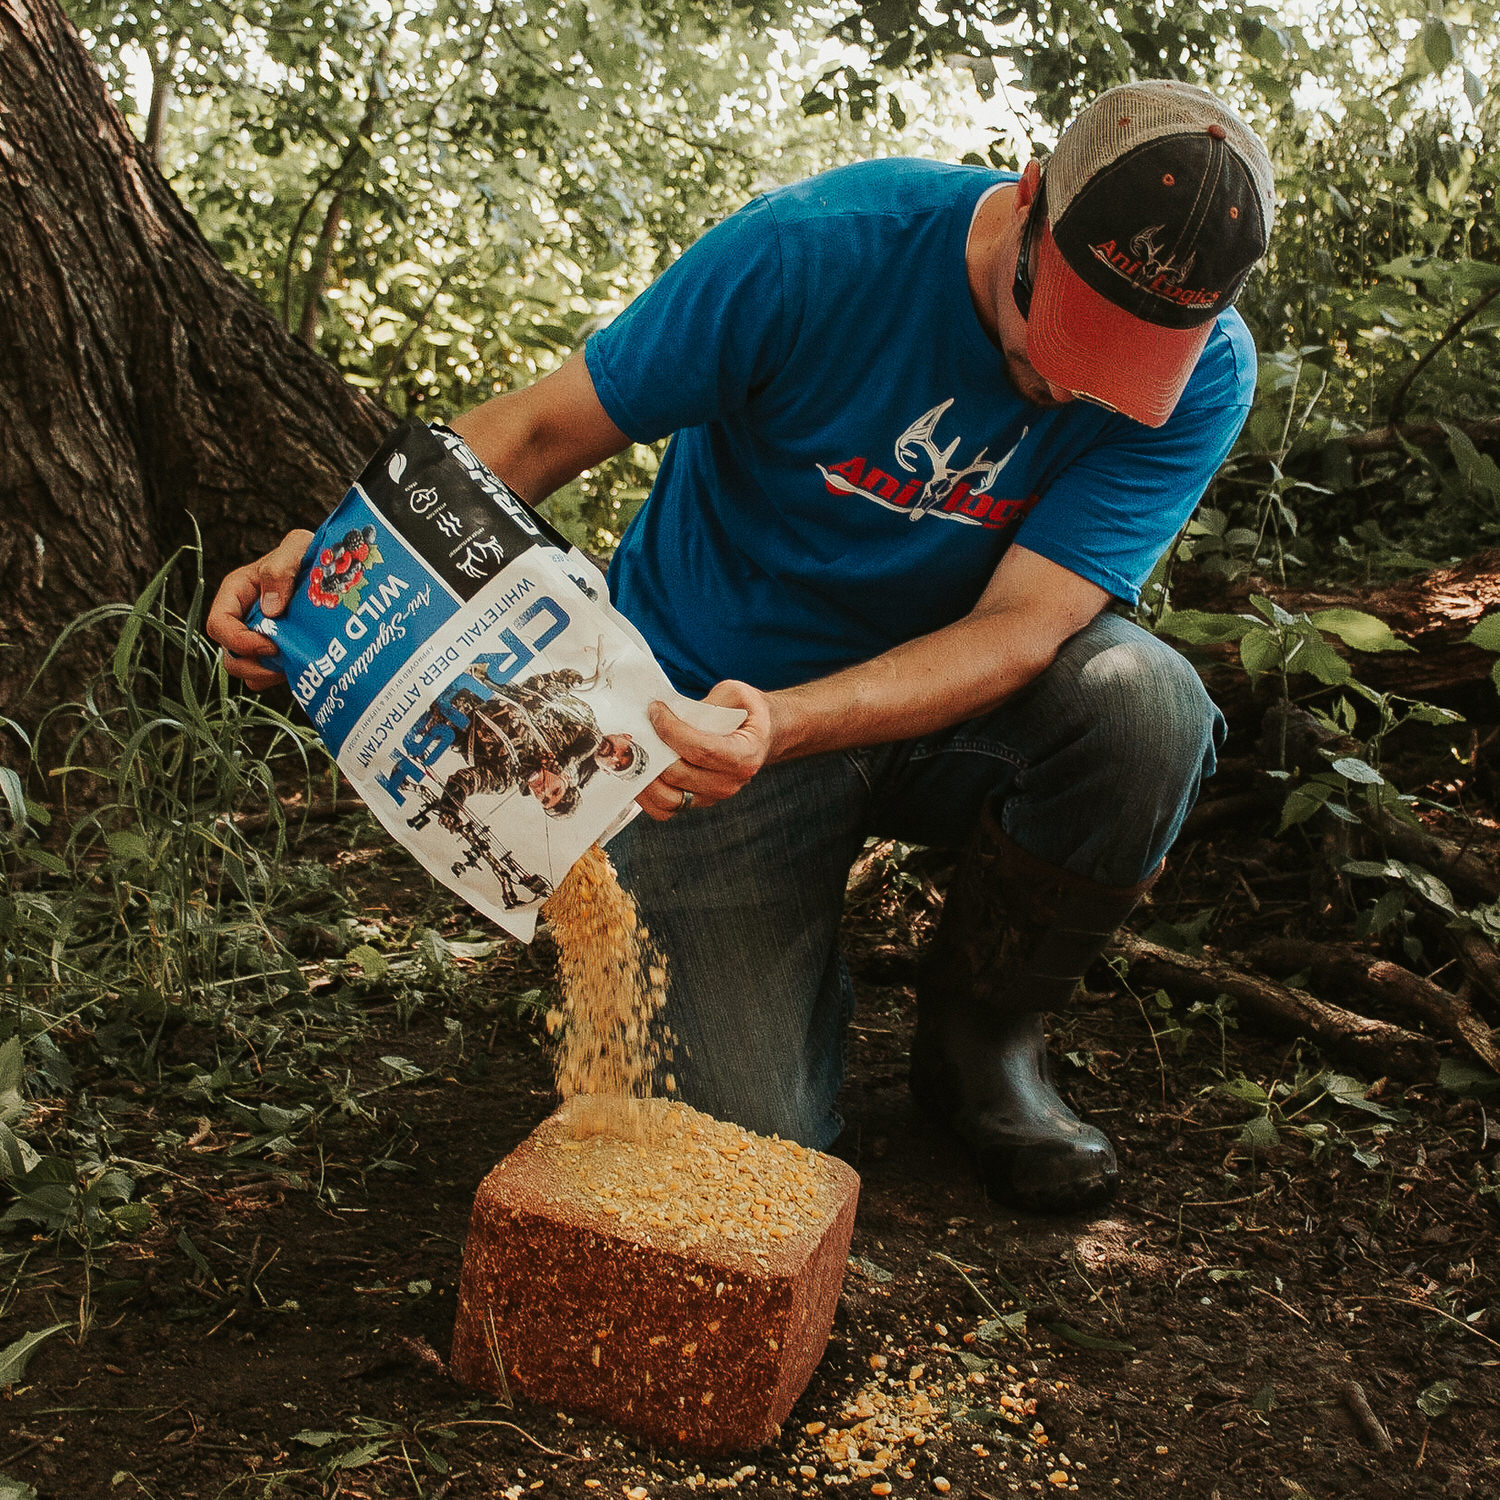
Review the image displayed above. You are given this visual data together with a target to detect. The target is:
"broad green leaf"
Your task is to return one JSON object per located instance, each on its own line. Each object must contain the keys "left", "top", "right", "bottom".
{"left": 1240, "top": 629, "right": 1281, "bottom": 685}
{"left": 1466, "top": 614, "right": 1500, "bottom": 652}
{"left": 1310, "top": 608, "right": 1413, "bottom": 653}
{"left": 1250, "top": 594, "right": 1296, "bottom": 627}
{"left": 1285, "top": 626, "right": 1349, "bottom": 685}
{"left": 347, "top": 944, "right": 388, "bottom": 980}
{"left": 1155, "top": 609, "right": 1254, "bottom": 645}
{"left": 105, "top": 830, "right": 151, "bottom": 864}
{"left": 290, "top": 1430, "right": 342, "bottom": 1448}
{"left": 1330, "top": 757, "right": 1383, "bottom": 785}
{"left": 1341, "top": 860, "right": 1397, "bottom": 879}
{"left": 1239, "top": 1114, "right": 1280, "bottom": 1150}
{"left": 1323, "top": 1073, "right": 1406, "bottom": 1121}
{"left": 1217, "top": 1077, "right": 1270, "bottom": 1105}
{"left": 0, "top": 1322, "right": 68, "bottom": 1386}
{"left": 1278, "top": 780, "right": 1332, "bottom": 832}
{"left": 379, "top": 1055, "right": 422, "bottom": 1081}
{"left": 0, "top": 1474, "right": 39, "bottom": 1500}
{"left": 1391, "top": 861, "right": 1459, "bottom": 917}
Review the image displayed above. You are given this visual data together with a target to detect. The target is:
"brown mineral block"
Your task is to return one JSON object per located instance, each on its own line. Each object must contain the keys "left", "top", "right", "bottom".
{"left": 450, "top": 1100, "right": 860, "bottom": 1453}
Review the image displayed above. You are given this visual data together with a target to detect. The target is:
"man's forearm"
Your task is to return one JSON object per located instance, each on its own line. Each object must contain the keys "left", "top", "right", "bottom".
{"left": 764, "top": 604, "right": 1068, "bottom": 764}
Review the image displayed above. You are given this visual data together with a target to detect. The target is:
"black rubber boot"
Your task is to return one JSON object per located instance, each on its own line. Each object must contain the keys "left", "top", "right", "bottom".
{"left": 910, "top": 807, "right": 1160, "bottom": 1214}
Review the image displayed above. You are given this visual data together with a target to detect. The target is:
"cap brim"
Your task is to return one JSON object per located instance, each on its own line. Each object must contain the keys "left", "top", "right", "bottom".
{"left": 1026, "top": 223, "right": 1212, "bottom": 428}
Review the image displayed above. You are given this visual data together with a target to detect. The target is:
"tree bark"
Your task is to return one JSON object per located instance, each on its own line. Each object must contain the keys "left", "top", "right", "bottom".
{"left": 0, "top": 0, "right": 393, "bottom": 720}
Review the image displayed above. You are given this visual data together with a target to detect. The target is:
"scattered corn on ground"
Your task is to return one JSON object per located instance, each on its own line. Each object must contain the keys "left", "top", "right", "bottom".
{"left": 540, "top": 1096, "right": 839, "bottom": 1260}
{"left": 525, "top": 1354, "right": 1082, "bottom": 1494}
{"left": 542, "top": 843, "right": 670, "bottom": 1141}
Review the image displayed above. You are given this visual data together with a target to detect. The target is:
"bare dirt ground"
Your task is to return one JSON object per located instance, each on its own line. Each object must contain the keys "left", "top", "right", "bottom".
{"left": 3, "top": 813, "right": 1497, "bottom": 1500}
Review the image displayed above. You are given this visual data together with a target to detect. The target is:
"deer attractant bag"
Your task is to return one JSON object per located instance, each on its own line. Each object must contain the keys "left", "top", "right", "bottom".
{"left": 246, "top": 419, "right": 741, "bottom": 941}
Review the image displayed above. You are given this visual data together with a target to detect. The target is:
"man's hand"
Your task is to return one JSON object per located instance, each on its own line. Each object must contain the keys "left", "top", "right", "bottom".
{"left": 206, "top": 529, "right": 314, "bottom": 689}
{"left": 638, "top": 680, "right": 774, "bottom": 820}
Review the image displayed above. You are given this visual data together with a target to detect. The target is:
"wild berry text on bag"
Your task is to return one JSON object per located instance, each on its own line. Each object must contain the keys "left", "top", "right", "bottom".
{"left": 247, "top": 419, "right": 742, "bottom": 940}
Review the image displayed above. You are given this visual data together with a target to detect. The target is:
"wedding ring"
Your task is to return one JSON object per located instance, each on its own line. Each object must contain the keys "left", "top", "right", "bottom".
{"left": 678, "top": 788, "right": 695, "bottom": 812}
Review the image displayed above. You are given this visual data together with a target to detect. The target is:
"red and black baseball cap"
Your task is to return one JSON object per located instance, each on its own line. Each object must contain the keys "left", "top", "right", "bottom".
{"left": 1025, "top": 81, "right": 1276, "bottom": 427}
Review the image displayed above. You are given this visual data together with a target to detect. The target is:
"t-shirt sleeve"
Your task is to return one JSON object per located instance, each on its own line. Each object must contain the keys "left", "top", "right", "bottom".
{"left": 1014, "top": 314, "right": 1257, "bottom": 604}
{"left": 584, "top": 195, "right": 792, "bottom": 443}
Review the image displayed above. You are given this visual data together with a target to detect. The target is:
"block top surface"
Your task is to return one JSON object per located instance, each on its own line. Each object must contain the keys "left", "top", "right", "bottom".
{"left": 479, "top": 1099, "right": 860, "bottom": 1276}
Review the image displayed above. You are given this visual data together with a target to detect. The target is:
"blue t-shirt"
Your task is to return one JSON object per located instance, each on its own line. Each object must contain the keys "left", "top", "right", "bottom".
{"left": 586, "top": 158, "right": 1255, "bottom": 696}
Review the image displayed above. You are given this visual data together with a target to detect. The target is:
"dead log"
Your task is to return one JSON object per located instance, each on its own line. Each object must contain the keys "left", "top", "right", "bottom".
{"left": 1247, "top": 936, "right": 1500, "bottom": 1074}
{"left": 1173, "top": 550, "right": 1500, "bottom": 716}
{"left": 1358, "top": 806, "right": 1500, "bottom": 905}
{"left": 1115, "top": 934, "right": 1440, "bottom": 1081}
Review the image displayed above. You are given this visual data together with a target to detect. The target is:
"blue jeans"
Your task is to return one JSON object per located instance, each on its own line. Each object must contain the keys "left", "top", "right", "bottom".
{"left": 607, "top": 613, "right": 1223, "bottom": 1149}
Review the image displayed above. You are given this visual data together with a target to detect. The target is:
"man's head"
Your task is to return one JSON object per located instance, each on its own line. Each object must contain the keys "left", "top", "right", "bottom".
{"left": 1009, "top": 81, "right": 1274, "bottom": 427}
{"left": 527, "top": 765, "right": 581, "bottom": 816}
{"left": 595, "top": 733, "right": 646, "bottom": 779}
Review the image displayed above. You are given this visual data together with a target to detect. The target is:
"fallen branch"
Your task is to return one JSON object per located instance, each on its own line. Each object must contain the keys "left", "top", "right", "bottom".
{"left": 1247, "top": 936, "right": 1500, "bottom": 1074}
{"left": 1341, "top": 1379, "right": 1394, "bottom": 1453}
{"left": 1359, "top": 806, "right": 1500, "bottom": 906}
{"left": 1115, "top": 934, "right": 1439, "bottom": 1080}
{"left": 1341, "top": 415, "right": 1500, "bottom": 455}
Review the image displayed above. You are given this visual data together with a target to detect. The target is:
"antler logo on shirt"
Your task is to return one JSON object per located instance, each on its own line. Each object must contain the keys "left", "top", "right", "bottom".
{"left": 817, "top": 399, "right": 1032, "bottom": 530}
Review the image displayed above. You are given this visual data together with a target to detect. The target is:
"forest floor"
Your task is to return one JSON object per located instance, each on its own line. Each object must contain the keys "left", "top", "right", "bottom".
{"left": 3, "top": 795, "right": 1498, "bottom": 1500}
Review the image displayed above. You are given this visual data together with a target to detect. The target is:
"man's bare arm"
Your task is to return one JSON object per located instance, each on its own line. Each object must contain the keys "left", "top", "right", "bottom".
{"left": 636, "top": 545, "right": 1109, "bottom": 819}
{"left": 206, "top": 353, "right": 630, "bottom": 683}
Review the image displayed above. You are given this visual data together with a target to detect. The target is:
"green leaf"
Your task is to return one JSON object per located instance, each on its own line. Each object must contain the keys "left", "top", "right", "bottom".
{"left": 1390, "top": 860, "right": 1460, "bottom": 917}
{"left": 1323, "top": 1073, "right": 1407, "bottom": 1122}
{"left": 290, "top": 1430, "right": 342, "bottom": 1448}
{"left": 1278, "top": 780, "right": 1332, "bottom": 832}
{"left": 1239, "top": 628, "right": 1281, "bottom": 686}
{"left": 1240, "top": 1114, "right": 1280, "bottom": 1150}
{"left": 105, "top": 830, "right": 151, "bottom": 864}
{"left": 1465, "top": 66, "right": 1487, "bottom": 110}
{"left": 1466, "top": 615, "right": 1500, "bottom": 653}
{"left": 111, "top": 558, "right": 173, "bottom": 690}
{"left": 1420, "top": 16, "right": 1457, "bottom": 73}
{"left": 0, "top": 1036, "right": 22, "bottom": 1098}
{"left": 1040, "top": 1320, "right": 1136, "bottom": 1353}
{"left": 1286, "top": 626, "right": 1350, "bottom": 685}
{"left": 1330, "top": 757, "right": 1384, "bottom": 785}
{"left": 379, "top": 1055, "right": 423, "bottom": 1081}
{"left": 346, "top": 944, "right": 388, "bottom": 981}
{"left": 1155, "top": 609, "right": 1254, "bottom": 645}
{"left": 0, "top": 1474, "right": 39, "bottom": 1500}
{"left": 177, "top": 1228, "right": 214, "bottom": 1279}
{"left": 330, "top": 1440, "right": 390, "bottom": 1470}
{"left": 1341, "top": 859, "right": 1397, "bottom": 879}
{"left": 1310, "top": 608, "right": 1413, "bottom": 653}
{"left": 977, "top": 1312, "right": 1028, "bottom": 1341}
{"left": 1217, "top": 1077, "right": 1270, "bottom": 1105}
{"left": 1417, "top": 1379, "right": 1457, "bottom": 1418}
{"left": 0, "top": 1322, "right": 68, "bottom": 1386}
{"left": 259, "top": 1103, "right": 311, "bottom": 1133}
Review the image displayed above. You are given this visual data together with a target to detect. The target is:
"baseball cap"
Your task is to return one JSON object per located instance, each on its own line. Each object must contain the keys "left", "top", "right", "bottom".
{"left": 1024, "top": 80, "right": 1275, "bottom": 427}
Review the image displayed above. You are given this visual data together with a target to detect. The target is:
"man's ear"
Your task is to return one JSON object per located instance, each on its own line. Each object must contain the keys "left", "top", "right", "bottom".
{"left": 1014, "top": 159, "right": 1043, "bottom": 213}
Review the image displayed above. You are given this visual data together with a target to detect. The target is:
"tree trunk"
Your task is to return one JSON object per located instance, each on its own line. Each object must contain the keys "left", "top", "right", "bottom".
{"left": 0, "top": 0, "right": 393, "bottom": 720}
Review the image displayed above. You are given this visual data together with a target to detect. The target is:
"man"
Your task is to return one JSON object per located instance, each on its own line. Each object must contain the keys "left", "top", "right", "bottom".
{"left": 420, "top": 668, "right": 646, "bottom": 827}
{"left": 210, "top": 80, "right": 1274, "bottom": 1214}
